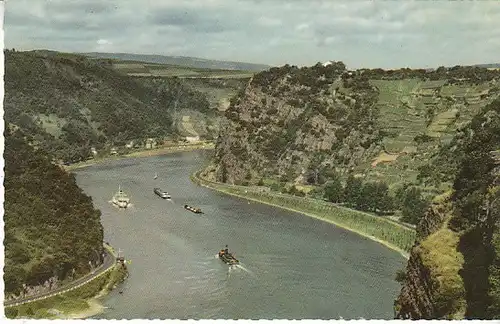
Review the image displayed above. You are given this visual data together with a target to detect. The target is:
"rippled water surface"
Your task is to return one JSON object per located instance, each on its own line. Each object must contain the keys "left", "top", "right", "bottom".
{"left": 74, "top": 151, "right": 405, "bottom": 319}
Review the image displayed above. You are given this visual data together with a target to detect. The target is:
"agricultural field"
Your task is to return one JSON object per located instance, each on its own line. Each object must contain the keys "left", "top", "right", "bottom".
{"left": 112, "top": 61, "right": 256, "bottom": 79}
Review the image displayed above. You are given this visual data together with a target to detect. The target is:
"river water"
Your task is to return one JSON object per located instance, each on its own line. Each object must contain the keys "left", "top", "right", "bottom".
{"left": 73, "top": 150, "right": 406, "bottom": 319}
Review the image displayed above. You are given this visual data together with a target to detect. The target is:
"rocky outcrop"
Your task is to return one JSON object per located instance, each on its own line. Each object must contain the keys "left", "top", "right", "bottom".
{"left": 395, "top": 193, "right": 466, "bottom": 319}
{"left": 212, "top": 62, "right": 382, "bottom": 185}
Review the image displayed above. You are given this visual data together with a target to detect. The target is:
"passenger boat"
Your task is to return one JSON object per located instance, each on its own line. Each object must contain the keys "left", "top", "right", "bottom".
{"left": 112, "top": 186, "right": 131, "bottom": 208}
{"left": 184, "top": 204, "right": 202, "bottom": 213}
{"left": 154, "top": 188, "right": 171, "bottom": 199}
{"left": 218, "top": 245, "right": 239, "bottom": 265}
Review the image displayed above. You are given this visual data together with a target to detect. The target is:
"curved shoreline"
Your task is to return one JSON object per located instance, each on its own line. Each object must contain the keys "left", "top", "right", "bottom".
{"left": 191, "top": 172, "right": 412, "bottom": 260}
{"left": 64, "top": 142, "right": 214, "bottom": 171}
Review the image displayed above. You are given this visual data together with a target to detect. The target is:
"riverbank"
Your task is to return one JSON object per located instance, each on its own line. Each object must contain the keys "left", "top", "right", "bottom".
{"left": 64, "top": 142, "right": 214, "bottom": 171}
{"left": 5, "top": 244, "right": 128, "bottom": 319}
{"left": 191, "top": 171, "right": 415, "bottom": 259}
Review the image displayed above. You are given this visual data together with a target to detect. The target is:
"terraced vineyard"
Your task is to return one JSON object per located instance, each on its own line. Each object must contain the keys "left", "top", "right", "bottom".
{"left": 363, "top": 79, "right": 500, "bottom": 188}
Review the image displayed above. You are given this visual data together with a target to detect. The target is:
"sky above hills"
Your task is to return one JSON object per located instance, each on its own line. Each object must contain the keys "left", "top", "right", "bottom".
{"left": 5, "top": 0, "right": 500, "bottom": 69}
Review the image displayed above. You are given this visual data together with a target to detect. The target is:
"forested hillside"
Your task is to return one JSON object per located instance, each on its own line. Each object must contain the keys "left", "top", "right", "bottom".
{"left": 3, "top": 127, "right": 104, "bottom": 298}
{"left": 4, "top": 50, "right": 211, "bottom": 163}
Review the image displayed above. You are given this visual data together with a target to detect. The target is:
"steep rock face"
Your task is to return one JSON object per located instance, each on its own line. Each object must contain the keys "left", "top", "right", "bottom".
{"left": 212, "top": 62, "right": 381, "bottom": 184}
{"left": 395, "top": 193, "right": 466, "bottom": 319}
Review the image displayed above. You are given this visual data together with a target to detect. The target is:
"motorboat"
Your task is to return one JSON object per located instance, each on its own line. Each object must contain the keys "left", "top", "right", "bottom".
{"left": 184, "top": 204, "right": 202, "bottom": 213}
{"left": 154, "top": 188, "right": 171, "bottom": 199}
{"left": 218, "top": 245, "right": 239, "bottom": 265}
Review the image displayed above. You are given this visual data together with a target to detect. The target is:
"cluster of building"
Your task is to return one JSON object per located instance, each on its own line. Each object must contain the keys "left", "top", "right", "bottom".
{"left": 90, "top": 136, "right": 202, "bottom": 157}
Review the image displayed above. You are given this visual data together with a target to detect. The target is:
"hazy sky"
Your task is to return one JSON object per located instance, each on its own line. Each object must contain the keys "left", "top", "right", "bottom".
{"left": 5, "top": 0, "right": 500, "bottom": 69}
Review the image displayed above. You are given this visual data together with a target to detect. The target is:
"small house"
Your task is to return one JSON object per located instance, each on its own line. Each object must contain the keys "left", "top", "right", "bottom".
{"left": 185, "top": 136, "right": 200, "bottom": 143}
{"left": 145, "top": 138, "right": 157, "bottom": 149}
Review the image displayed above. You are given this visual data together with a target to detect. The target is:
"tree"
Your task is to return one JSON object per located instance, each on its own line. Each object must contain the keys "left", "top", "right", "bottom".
{"left": 373, "top": 181, "right": 394, "bottom": 214}
{"left": 400, "top": 186, "right": 430, "bottom": 224}
{"left": 324, "top": 178, "right": 344, "bottom": 203}
{"left": 358, "top": 181, "right": 378, "bottom": 211}
{"left": 344, "top": 174, "right": 363, "bottom": 208}
{"left": 5, "top": 307, "right": 18, "bottom": 319}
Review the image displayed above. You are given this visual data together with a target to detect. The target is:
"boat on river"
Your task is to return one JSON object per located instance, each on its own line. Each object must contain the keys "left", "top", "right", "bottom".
{"left": 218, "top": 245, "right": 239, "bottom": 265}
{"left": 112, "top": 186, "right": 131, "bottom": 208}
{"left": 154, "top": 188, "right": 171, "bottom": 199}
{"left": 184, "top": 204, "right": 202, "bottom": 214}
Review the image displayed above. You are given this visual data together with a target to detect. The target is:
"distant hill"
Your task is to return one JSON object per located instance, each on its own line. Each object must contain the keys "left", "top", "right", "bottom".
{"left": 474, "top": 63, "right": 500, "bottom": 69}
{"left": 79, "top": 52, "right": 271, "bottom": 72}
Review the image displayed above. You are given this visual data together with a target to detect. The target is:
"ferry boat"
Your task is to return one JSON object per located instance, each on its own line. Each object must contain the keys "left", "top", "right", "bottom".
{"left": 112, "top": 186, "right": 131, "bottom": 208}
{"left": 218, "top": 245, "right": 239, "bottom": 265}
{"left": 184, "top": 204, "right": 202, "bottom": 214}
{"left": 154, "top": 188, "right": 171, "bottom": 199}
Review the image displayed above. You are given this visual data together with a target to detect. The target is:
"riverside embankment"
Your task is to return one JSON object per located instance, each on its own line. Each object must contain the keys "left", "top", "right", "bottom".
{"left": 191, "top": 170, "right": 415, "bottom": 259}
{"left": 63, "top": 142, "right": 214, "bottom": 172}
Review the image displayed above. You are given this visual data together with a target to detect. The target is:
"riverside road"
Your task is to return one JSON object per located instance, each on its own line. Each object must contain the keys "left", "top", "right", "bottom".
{"left": 74, "top": 150, "right": 406, "bottom": 319}
{"left": 4, "top": 249, "right": 115, "bottom": 307}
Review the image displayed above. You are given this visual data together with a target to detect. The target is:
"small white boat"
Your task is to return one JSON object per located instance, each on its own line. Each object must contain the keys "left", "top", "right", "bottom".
{"left": 112, "top": 186, "right": 131, "bottom": 208}
{"left": 154, "top": 172, "right": 158, "bottom": 180}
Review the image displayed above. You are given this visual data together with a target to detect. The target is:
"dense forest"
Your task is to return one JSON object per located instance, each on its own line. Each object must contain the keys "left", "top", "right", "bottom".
{"left": 3, "top": 127, "right": 104, "bottom": 297}
{"left": 4, "top": 50, "right": 210, "bottom": 163}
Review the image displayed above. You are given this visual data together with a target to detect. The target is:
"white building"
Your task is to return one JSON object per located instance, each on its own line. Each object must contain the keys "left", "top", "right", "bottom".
{"left": 145, "top": 138, "right": 157, "bottom": 149}
{"left": 185, "top": 136, "right": 200, "bottom": 143}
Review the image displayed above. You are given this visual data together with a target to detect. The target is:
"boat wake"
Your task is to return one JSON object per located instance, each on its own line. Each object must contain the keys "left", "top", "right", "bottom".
{"left": 108, "top": 201, "right": 134, "bottom": 209}
{"left": 228, "top": 264, "right": 256, "bottom": 277}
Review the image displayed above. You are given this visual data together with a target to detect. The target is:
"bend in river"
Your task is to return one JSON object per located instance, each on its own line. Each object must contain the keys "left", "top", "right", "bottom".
{"left": 74, "top": 150, "right": 406, "bottom": 319}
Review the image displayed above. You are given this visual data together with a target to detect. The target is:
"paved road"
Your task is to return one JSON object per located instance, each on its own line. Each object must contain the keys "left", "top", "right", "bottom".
{"left": 4, "top": 248, "right": 116, "bottom": 307}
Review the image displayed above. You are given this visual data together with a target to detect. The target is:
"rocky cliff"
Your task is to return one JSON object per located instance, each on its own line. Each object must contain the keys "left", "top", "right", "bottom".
{"left": 210, "top": 62, "right": 383, "bottom": 184}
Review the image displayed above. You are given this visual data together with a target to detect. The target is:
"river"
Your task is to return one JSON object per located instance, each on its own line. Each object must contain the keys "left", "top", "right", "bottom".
{"left": 73, "top": 150, "right": 406, "bottom": 319}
